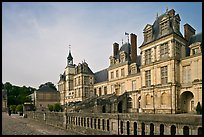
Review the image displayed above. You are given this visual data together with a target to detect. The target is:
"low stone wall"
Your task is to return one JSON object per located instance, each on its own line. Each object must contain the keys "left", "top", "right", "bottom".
{"left": 25, "top": 111, "right": 202, "bottom": 135}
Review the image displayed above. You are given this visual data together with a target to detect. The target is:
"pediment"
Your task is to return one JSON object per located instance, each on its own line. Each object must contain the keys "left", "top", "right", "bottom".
{"left": 143, "top": 24, "right": 152, "bottom": 31}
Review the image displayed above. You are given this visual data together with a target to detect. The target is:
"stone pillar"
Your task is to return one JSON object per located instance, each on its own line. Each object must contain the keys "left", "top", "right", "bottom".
{"left": 63, "top": 112, "right": 67, "bottom": 129}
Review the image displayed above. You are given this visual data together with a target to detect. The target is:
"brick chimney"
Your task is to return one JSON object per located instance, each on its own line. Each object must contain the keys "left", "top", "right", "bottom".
{"left": 130, "top": 33, "right": 137, "bottom": 63}
{"left": 184, "top": 23, "right": 196, "bottom": 41}
{"left": 113, "top": 42, "right": 119, "bottom": 57}
{"left": 168, "top": 9, "right": 175, "bottom": 17}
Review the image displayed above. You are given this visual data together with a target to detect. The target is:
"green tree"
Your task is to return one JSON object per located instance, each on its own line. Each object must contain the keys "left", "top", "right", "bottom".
{"left": 16, "top": 104, "right": 23, "bottom": 112}
{"left": 10, "top": 105, "right": 16, "bottom": 113}
{"left": 39, "top": 82, "right": 57, "bottom": 90}
{"left": 48, "top": 104, "right": 54, "bottom": 112}
{"left": 53, "top": 103, "right": 62, "bottom": 112}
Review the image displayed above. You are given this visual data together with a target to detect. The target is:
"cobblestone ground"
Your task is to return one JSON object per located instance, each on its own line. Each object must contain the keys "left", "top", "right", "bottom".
{"left": 2, "top": 112, "right": 82, "bottom": 135}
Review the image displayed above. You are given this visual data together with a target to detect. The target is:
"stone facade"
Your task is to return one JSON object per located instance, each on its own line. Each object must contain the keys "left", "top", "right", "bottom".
{"left": 58, "top": 8, "right": 202, "bottom": 115}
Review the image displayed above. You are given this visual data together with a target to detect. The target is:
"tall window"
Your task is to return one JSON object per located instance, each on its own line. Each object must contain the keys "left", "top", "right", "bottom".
{"left": 116, "top": 70, "right": 119, "bottom": 78}
{"left": 175, "top": 41, "right": 181, "bottom": 57}
{"left": 111, "top": 85, "right": 114, "bottom": 93}
{"left": 145, "top": 70, "right": 151, "bottom": 87}
{"left": 99, "top": 88, "right": 102, "bottom": 96}
{"left": 160, "top": 21, "right": 168, "bottom": 35}
{"left": 160, "top": 43, "right": 169, "bottom": 58}
{"left": 121, "top": 68, "right": 125, "bottom": 77}
{"left": 85, "top": 87, "right": 88, "bottom": 97}
{"left": 145, "top": 49, "right": 151, "bottom": 64}
{"left": 111, "top": 72, "right": 114, "bottom": 79}
{"left": 121, "top": 83, "right": 125, "bottom": 94}
{"left": 94, "top": 88, "right": 96, "bottom": 95}
{"left": 132, "top": 80, "right": 136, "bottom": 91}
{"left": 183, "top": 65, "right": 191, "bottom": 83}
{"left": 161, "top": 66, "right": 168, "bottom": 84}
{"left": 104, "top": 86, "right": 107, "bottom": 95}
{"left": 146, "top": 30, "right": 152, "bottom": 42}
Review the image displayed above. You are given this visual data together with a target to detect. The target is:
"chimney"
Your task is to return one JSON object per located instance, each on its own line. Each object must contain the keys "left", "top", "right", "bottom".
{"left": 130, "top": 33, "right": 137, "bottom": 63}
{"left": 184, "top": 23, "right": 196, "bottom": 41}
{"left": 168, "top": 9, "right": 175, "bottom": 17}
{"left": 113, "top": 42, "right": 119, "bottom": 57}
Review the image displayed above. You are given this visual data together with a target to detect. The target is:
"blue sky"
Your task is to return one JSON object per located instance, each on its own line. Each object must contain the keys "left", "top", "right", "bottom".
{"left": 2, "top": 2, "right": 202, "bottom": 88}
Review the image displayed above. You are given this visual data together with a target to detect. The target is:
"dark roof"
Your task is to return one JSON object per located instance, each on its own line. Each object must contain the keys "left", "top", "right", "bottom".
{"left": 94, "top": 68, "right": 108, "bottom": 84}
{"left": 140, "top": 9, "right": 183, "bottom": 48}
{"left": 36, "top": 85, "right": 57, "bottom": 92}
{"left": 188, "top": 33, "right": 202, "bottom": 46}
{"left": 67, "top": 52, "right": 73, "bottom": 60}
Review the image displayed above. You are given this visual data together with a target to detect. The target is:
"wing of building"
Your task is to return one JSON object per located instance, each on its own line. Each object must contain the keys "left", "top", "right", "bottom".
{"left": 58, "top": 9, "right": 202, "bottom": 114}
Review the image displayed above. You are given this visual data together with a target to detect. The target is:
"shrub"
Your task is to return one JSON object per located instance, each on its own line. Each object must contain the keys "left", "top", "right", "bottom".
{"left": 16, "top": 104, "right": 23, "bottom": 112}
{"left": 10, "top": 105, "right": 16, "bottom": 113}
{"left": 48, "top": 104, "right": 54, "bottom": 112}
{"left": 53, "top": 103, "right": 62, "bottom": 112}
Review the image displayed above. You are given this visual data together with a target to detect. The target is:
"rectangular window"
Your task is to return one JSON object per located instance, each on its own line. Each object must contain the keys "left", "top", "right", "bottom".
{"left": 111, "top": 85, "right": 114, "bottom": 93}
{"left": 111, "top": 72, "right": 114, "bottom": 79}
{"left": 175, "top": 41, "right": 181, "bottom": 57}
{"left": 132, "top": 80, "right": 136, "bottom": 91}
{"left": 160, "top": 43, "right": 169, "bottom": 58}
{"left": 192, "top": 48, "right": 199, "bottom": 55}
{"left": 160, "top": 21, "right": 168, "bottom": 35}
{"left": 121, "top": 68, "right": 125, "bottom": 77}
{"left": 183, "top": 65, "right": 191, "bottom": 83}
{"left": 145, "top": 70, "right": 151, "bottom": 87}
{"left": 145, "top": 49, "right": 151, "bottom": 64}
{"left": 94, "top": 88, "right": 96, "bottom": 95}
{"left": 161, "top": 66, "right": 168, "bottom": 84}
{"left": 99, "top": 88, "right": 102, "bottom": 96}
{"left": 121, "top": 82, "right": 125, "bottom": 94}
{"left": 116, "top": 70, "right": 119, "bottom": 78}
{"left": 104, "top": 86, "right": 107, "bottom": 95}
{"left": 146, "top": 30, "right": 152, "bottom": 42}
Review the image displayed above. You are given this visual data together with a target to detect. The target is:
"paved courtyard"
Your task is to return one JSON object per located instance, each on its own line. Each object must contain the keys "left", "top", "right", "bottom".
{"left": 2, "top": 112, "right": 81, "bottom": 135}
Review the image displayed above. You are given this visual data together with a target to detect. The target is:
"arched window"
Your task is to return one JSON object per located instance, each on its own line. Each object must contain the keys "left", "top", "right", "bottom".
{"left": 107, "top": 120, "right": 110, "bottom": 131}
{"left": 102, "top": 119, "right": 105, "bottom": 130}
{"left": 150, "top": 123, "right": 154, "bottom": 135}
{"left": 120, "top": 121, "right": 123, "bottom": 134}
{"left": 198, "top": 127, "right": 202, "bottom": 135}
{"left": 127, "top": 121, "right": 130, "bottom": 135}
{"left": 98, "top": 119, "right": 100, "bottom": 129}
{"left": 183, "top": 126, "right": 189, "bottom": 135}
{"left": 134, "top": 122, "right": 137, "bottom": 135}
{"left": 141, "top": 122, "right": 145, "bottom": 135}
{"left": 171, "top": 125, "right": 176, "bottom": 135}
{"left": 160, "top": 124, "right": 164, "bottom": 135}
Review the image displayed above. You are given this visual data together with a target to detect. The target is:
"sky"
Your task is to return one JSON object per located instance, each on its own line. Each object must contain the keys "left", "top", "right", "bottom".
{"left": 2, "top": 2, "right": 202, "bottom": 89}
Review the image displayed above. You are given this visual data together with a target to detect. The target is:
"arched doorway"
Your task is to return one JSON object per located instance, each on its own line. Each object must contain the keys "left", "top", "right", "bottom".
{"left": 183, "top": 126, "right": 189, "bottom": 135}
{"left": 118, "top": 101, "right": 123, "bottom": 113}
{"left": 127, "top": 121, "right": 130, "bottom": 135}
{"left": 180, "top": 91, "right": 194, "bottom": 113}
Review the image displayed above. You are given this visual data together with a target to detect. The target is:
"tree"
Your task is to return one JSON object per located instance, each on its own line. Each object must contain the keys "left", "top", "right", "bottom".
{"left": 10, "top": 105, "right": 16, "bottom": 113}
{"left": 48, "top": 104, "right": 54, "bottom": 112}
{"left": 53, "top": 103, "right": 62, "bottom": 112}
{"left": 16, "top": 104, "right": 23, "bottom": 112}
{"left": 39, "top": 82, "right": 57, "bottom": 90}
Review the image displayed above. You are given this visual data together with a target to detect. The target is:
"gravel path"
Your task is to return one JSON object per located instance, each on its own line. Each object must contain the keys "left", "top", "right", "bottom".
{"left": 2, "top": 112, "right": 81, "bottom": 135}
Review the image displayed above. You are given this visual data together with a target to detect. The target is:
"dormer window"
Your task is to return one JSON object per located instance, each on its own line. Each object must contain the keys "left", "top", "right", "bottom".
{"left": 120, "top": 51, "right": 126, "bottom": 63}
{"left": 160, "top": 16, "right": 169, "bottom": 35}
{"left": 192, "top": 48, "right": 199, "bottom": 55}
{"left": 143, "top": 24, "right": 152, "bottom": 43}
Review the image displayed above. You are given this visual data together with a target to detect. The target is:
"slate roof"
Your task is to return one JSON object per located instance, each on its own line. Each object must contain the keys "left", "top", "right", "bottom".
{"left": 94, "top": 68, "right": 108, "bottom": 84}
{"left": 113, "top": 42, "right": 141, "bottom": 65}
{"left": 188, "top": 33, "right": 202, "bottom": 46}
{"left": 36, "top": 85, "right": 58, "bottom": 92}
{"left": 140, "top": 9, "right": 183, "bottom": 48}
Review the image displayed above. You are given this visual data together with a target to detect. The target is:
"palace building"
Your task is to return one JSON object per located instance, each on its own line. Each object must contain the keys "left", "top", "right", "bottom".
{"left": 58, "top": 9, "right": 202, "bottom": 114}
